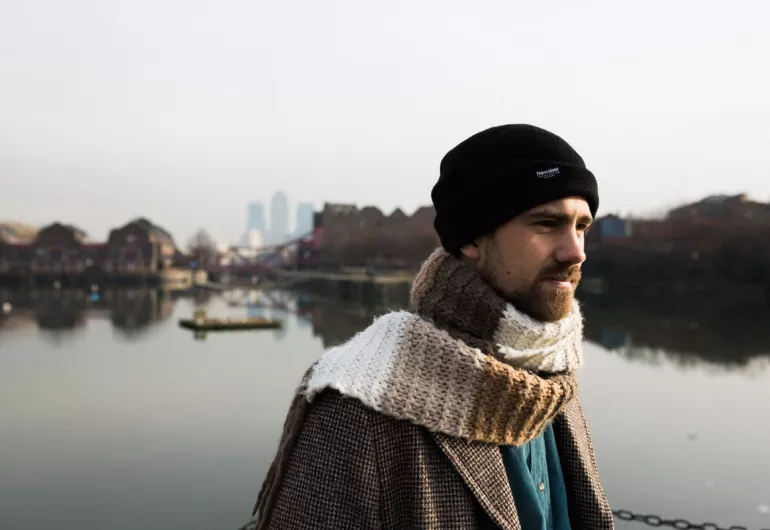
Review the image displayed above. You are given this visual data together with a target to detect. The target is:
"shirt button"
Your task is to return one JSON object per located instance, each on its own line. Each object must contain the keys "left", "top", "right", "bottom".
{"left": 539, "top": 482, "right": 546, "bottom": 492}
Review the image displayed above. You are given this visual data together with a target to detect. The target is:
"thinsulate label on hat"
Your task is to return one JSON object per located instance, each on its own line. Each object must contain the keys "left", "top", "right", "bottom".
{"left": 536, "top": 168, "right": 560, "bottom": 179}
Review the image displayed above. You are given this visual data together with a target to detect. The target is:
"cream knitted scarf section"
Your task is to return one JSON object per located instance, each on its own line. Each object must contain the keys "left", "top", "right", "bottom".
{"left": 303, "top": 248, "right": 584, "bottom": 446}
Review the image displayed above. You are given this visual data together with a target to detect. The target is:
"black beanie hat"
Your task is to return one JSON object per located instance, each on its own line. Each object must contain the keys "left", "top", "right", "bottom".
{"left": 431, "top": 124, "right": 599, "bottom": 255}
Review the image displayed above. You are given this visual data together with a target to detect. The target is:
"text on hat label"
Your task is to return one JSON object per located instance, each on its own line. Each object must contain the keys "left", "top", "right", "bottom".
{"left": 536, "top": 168, "right": 560, "bottom": 179}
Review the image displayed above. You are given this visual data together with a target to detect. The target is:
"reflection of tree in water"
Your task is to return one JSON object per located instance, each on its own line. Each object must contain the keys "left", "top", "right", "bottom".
{"left": 581, "top": 294, "right": 770, "bottom": 369}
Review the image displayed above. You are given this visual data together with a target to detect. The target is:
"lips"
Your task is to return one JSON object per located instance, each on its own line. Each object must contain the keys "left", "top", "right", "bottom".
{"left": 541, "top": 274, "right": 578, "bottom": 284}
{"left": 542, "top": 276, "right": 574, "bottom": 282}
{"left": 539, "top": 268, "right": 581, "bottom": 285}
{"left": 541, "top": 278, "right": 574, "bottom": 289}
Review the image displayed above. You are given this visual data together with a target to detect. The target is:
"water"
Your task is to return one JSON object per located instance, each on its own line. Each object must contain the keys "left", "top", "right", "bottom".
{"left": 1, "top": 288, "right": 769, "bottom": 530}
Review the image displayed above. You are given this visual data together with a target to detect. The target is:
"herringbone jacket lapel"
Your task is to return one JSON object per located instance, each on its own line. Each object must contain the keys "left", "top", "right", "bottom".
{"left": 433, "top": 432, "right": 521, "bottom": 530}
{"left": 552, "top": 399, "right": 615, "bottom": 529}
{"left": 435, "top": 399, "right": 615, "bottom": 530}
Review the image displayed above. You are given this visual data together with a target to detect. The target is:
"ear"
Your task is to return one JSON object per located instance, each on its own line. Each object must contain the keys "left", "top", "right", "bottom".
{"left": 459, "top": 241, "right": 481, "bottom": 262}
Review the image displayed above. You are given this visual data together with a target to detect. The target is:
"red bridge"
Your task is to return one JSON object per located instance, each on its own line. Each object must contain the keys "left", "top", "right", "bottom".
{"left": 212, "top": 229, "right": 322, "bottom": 280}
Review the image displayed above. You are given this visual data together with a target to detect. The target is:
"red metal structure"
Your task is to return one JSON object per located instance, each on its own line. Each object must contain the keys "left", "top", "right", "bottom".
{"left": 214, "top": 230, "right": 321, "bottom": 277}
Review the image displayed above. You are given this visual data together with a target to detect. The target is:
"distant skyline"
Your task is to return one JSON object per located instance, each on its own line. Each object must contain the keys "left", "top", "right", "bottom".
{"left": 246, "top": 202, "right": 266, "bottom": 233}
{"left": 295, "top": 202, "right": 315, "bottom": 238}
{"left": 242, "top": 194, "right": 316, "bottom": 247}
{"left": 3, "top": 1, "right": 770, "bottom": 246}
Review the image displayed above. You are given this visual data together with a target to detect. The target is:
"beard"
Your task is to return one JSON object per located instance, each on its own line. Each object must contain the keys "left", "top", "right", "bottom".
{"left": 479, "top": 255, "right": 581, "bottom": 322}
{"left": 508, "top": 267, "right": 580, "bottom": 322}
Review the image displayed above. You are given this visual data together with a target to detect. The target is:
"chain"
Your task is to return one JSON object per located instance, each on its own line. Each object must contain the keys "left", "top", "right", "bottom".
{"left": 236, "top": 510, "right": 768, "bottom": 530}
{"left": 613, "top": 509, "right": 770, "bottom": 530}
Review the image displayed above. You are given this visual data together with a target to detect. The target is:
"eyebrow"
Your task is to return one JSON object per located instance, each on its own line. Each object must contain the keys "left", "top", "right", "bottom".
{"left": 524, "top": 209, "right": 594, "bottom": 225}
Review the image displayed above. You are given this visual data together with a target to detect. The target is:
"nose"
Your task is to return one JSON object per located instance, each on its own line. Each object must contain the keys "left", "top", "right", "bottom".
{"left": 553, "top": 227, "right": 586, "bottom": 266}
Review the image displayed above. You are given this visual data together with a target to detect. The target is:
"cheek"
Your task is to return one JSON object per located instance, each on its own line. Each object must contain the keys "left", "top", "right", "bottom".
{"left": 491, "top": 228, "right": 551, "bottom": 289}
{"left": 497, "top": 243, "right": 541, "bottom": 290}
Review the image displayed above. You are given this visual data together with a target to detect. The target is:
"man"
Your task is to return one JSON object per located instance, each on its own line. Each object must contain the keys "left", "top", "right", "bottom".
{"left": 251, "top": 124, "right": 614, "bottom": 529}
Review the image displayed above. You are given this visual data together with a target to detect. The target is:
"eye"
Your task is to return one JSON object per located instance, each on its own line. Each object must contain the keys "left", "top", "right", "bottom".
{"left": 534, "top": 220, "right": 556, "bottom": 228}
{"left": 578, "top": 223, "right": 591, "bottom": 233}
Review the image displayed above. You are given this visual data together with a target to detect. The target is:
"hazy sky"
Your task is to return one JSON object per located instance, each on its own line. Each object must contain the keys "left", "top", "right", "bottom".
{"left": 2, "top": 0, "right": 769, "bottom": 246}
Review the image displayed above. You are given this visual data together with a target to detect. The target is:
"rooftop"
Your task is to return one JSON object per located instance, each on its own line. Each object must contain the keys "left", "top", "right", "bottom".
{"left": 131, "top": 217, "right": 175, "bottom": 244}
{"left": 0, "top": 222, "right": 39, "bottom": 241}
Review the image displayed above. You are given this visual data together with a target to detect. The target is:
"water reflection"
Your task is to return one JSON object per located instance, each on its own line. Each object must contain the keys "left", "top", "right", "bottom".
{"left": 580, "top": 294, "right": 770, "bottom": 371}
{"left": 1, "top": 287, "right": 769, "bottom": 530}
{"left": 3, "top": 287, "right": 769, "bottom": 372}
{"left": 0, "top": 287, "right": 207, "bottom": 337}
{"left": 33, "top": 289, "right": 89, "bottom": 330}
{"left": 307, "top": 301, "right": 384, "bottom": 348}
{"left": 297, "top": 291, "right": 770, "bottom": 373}
{"left": 107, "top": 290, "right": 174, "bottom": 339}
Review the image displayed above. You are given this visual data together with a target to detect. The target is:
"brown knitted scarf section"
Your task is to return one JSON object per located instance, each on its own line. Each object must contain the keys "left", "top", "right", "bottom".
{"left": 412, "top": 245, "right": 519, "bottom": 352}
{"left": 251, "top": 249, "right": 581, "bottom": 527}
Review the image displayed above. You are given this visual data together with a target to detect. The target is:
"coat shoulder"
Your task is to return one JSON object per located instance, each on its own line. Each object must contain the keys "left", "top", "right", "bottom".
{"left": 268, "top": 389, "right": 490, "bottom": 529}
{"left": 303, "top": 388, "right": 441, "bottom": 450}
{"left": 308, "top": 390, "right": 490, "bottom": 528}
{"left": 266, "top": 389, "right": 382, "bottom": 529}
{"left": 307, "top": 387, "right": 379, "bottom": 424}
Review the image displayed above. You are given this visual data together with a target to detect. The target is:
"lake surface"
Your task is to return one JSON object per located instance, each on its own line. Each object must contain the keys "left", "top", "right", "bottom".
{"left": 1, "top": 287, "right": 769, "bottom": 530}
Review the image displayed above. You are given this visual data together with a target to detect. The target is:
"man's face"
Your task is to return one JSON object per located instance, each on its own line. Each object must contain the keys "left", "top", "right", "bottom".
{"left": 461, "top": 197, "right": 593, "bottom": 322}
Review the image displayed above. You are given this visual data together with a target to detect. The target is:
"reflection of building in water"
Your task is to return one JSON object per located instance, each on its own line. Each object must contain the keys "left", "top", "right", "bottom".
{"left": 0, "top": 288, "right": 174, "bottom": 334}
{"left": 170, "top": 288, "right": 213, "bottom": 308}
{"left": 581, "top": 294, "right": 770, "bottom": 368}
{"left": 597, "top": 327, "right": 631, "bottom": 350}
{"left": 245, "top": 290, "right": 292, "bottom": 340}
{"left": 247, "top": 303, "right": 268, "bottom": 319}
{"left": 307, "top": 301, "right": 382, "bottom": 349}
{"left": 244, "top": 290, "right": 293, "bottom": 317}
{"left": 0, "top": 289, "right": 34, "bottom": 331}
{"left": 32, "top": 289, "right": 89, "bottom": 330}
{"left": 106, "top": 289, "right": 172, "bottom": 333}
{"left": 294, "top": 294, "right": 316, "bottom": 327}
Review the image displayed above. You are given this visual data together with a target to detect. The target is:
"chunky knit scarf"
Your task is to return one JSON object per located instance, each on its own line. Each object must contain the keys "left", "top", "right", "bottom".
{"left": 252, "top": 248, "right": 585, "bottom": 524}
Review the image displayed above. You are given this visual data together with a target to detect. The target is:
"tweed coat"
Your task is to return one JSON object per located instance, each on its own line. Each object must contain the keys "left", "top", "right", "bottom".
{"left": 253, "top": 249, "right": 615, "bottom": 529}
{"left": 261, "top": 388, "right": 614, "bottom": 530}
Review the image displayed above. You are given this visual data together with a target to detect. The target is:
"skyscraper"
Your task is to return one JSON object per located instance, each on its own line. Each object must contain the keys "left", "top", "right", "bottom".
{"left": 269, "top": 191, "right": 290, "bottom": 244}
{"left": 295, "top": 202, "right": 315, "bottom": 237}
{"left": 247, "top": 202, "right": 265, "bottom": 232}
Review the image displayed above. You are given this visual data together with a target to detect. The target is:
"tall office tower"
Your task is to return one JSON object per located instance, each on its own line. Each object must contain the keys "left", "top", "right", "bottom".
{"left": 269, "top": 191, "right": 290, "bottom": 244}
{"left": 247, "top": 202, "right": 266, "bottom": 232}
{"left": 246, "top": 229, "right": 263, "bottom": 250}
{"left": 295, "top": 202, "right": 315, "bottom": 237}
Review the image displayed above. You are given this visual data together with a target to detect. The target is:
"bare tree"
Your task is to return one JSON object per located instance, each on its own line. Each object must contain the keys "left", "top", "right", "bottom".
{"left": 187, "top": 229, "right": 219, "bottom": 269}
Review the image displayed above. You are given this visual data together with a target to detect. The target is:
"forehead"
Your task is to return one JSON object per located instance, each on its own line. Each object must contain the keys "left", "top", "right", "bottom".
{"left": 522, "top": 197, "right": 592, "bottom": 218}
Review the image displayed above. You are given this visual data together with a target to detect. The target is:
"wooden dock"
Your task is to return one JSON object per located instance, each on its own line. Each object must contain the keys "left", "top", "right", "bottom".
{"left": 178, "top": 309, "right": 281, "bottom": 332}
{"left": 179, "top": 317, "right": 281, "bottom": 331}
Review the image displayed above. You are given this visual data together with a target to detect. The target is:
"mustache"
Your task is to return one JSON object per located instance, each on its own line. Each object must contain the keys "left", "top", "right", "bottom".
{"left": 538, "top": 264, "right": 582, "bottom": 283}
